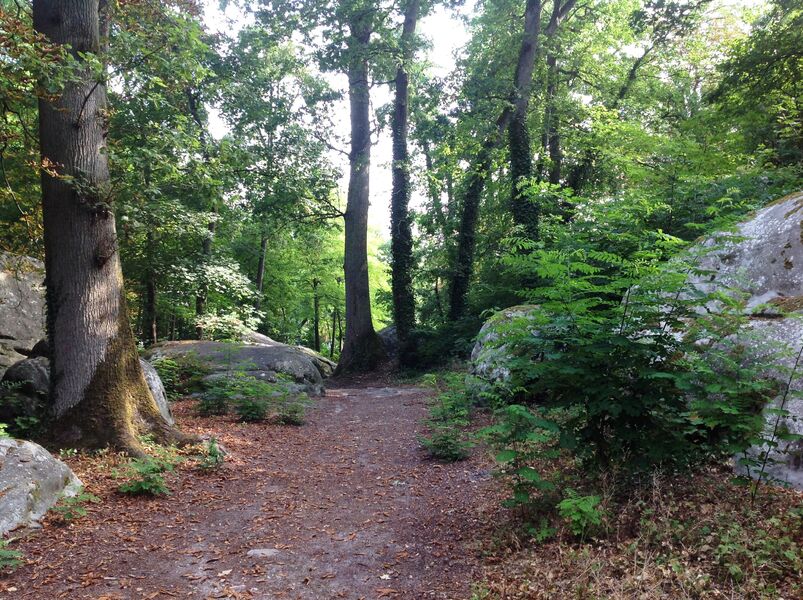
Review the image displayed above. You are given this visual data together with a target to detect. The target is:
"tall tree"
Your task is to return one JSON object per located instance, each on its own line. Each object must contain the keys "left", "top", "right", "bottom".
{"left": 449, "top": 0, "right": 575, "bottom": 320}
{"left": 337, "top": 4, "right": 386, "bottom": 373}
{"left": 390, "top": 0, "right": 420, "bottom": 366}
{"left": 33, "top": 0, "right": 183, "bottom": 453}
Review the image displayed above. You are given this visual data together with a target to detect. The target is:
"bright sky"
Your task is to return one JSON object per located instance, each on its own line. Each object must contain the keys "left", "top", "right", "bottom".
{"left": 202, "top": 1, "right": 472, "bottom": 237}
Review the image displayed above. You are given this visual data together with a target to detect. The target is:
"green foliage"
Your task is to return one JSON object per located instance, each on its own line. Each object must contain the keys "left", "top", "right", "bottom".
{"left": 480, "top": 405, "right": 560, "bottom": 509}
{"left": 0, "top": 539, "right": 23, "bottom": 573}
{"left": 199, "top": 370, "right": 311, "bottom": 424}
{"left": 52, "top": 487, "right": 100, "bottom": 522}
{"left": 198, "top": 437, "right": 226, "bottom": 471}
{"left": 115, "top": 443, "right": 182, "bottom": 496}
{"left": 419, "top": 373, "right": 474, "bottom": 462}
{"left": 557, "top": 490, "right": 604, "bottom": 539}
{"left": 152, "top": 354, "right": 209, "bottom": 400}
{"left": 0, "top": 422, "right": 8, "bottom": 438}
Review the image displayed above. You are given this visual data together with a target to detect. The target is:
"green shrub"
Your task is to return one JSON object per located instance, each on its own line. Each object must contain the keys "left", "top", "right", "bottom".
{"left": 115, "top": 446, "right": 181, "bottom": 496}
{"left": 235, "top": 396, "right": 270, "bottom": 422}
{"left": 278, "top": 396, "right": 311, "bottom": 425}
{"left": 0, "top": 539, "right": 22, "bottom": 572}
{"left": 200, "top": 371, "right": 312, "bottom": 424}
{"left": 419, "top": 373, "right": 474, "bottom": 461}
{"left": 198, "top": 437, "right": 225, "bottom": 470}
{"left": 152, "top": 353, "right": 210, "bottom": 400}
{"left": 557, "top": 489, "right": 604, "bottom": 539}
{"left": 52, "top": 487, "right": 100, "bottom": 522}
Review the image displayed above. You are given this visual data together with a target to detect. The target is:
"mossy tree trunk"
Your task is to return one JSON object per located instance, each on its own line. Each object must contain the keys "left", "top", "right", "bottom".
{"left": 390, "top": 0, "right": 419, "bottom": 367}
{"left": 34, "top": 0, "right": 186, "bottom": 455}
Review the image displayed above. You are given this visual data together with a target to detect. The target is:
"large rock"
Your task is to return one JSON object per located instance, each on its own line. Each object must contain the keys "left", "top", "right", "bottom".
{"left": 0, "top": 438, "right": 82, "bottom": 535}
{"left": 0, "top": 357, "right": 173, "bottom": 427}
{"left": 688, "top": 190, "right": 803, "bottom": 488}
{"left": 139, "top": 359, "right": 175, "bottom": 426}
{"left": 470, "top": 305, "right": 543, "bottom": 388}
{"left": 690, "top": 190, "right": 803, "bottom": 311}
{"left": 146, "top": 338, "right": 332, "bottom": 396}
{"left": 0, "top": 253, "right": 46, "bottom": 378}
{"left": 378, "top": 325, "right": 399, "bottom": 360}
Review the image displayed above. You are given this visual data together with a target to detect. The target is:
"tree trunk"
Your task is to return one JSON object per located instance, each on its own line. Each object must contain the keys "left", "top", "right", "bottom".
{"left": 255, "top": 230, "right": 268, "bottom": 311}
{"left": 144, "top": 270, "right": 157, "bottom": 346}
{"left": 390, "top": 0, "right": 419, "bottom": 367}
{"left": 33, "top": 0, "right": 185, "bottom": 454}
{"left": 544, "top": 52, "right": 562, "bottom": 185}
{"left": 187, "top": 88, "right": 214, "bottom": 339}
{"left": 448, "top": 0, "right": 576, "bottom": 319}
{"left": 336, "top": 15, "right": 385, "bottom": 374}
{"left": 312, "top": 278, "right": 321, "bottom": 352}
{"left": 508, "top": 0, "right": 543, "bottom": 240}
{"left": 329, "top": 308, "right": 337, "bottom": 358}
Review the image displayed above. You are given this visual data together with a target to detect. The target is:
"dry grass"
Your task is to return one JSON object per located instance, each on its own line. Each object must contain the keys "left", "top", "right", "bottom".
{"left": 474, "top": 466, "right": 803, "bottom": 600}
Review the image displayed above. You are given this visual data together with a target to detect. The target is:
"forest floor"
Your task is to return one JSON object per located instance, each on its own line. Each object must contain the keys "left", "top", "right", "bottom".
{"left": 0, "top": 380, "right": 502, "bottom": 600}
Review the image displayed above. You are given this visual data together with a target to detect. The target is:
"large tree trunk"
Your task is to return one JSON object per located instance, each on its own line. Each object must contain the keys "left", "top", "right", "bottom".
{"left": 390, "top": 0, "right": 419, "bottom": 367}
{"left": 33, "top": 0, "right": 184, "bottom": 454}
{"left": 508, "top": 0, "right": 543, "bottom": 240}
{"left": 336, "top": 16, "right": 385, "bottom": 374}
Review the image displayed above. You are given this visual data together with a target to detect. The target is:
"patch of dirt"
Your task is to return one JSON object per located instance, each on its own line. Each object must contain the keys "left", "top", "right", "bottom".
{"left": 1, "top": 384, "right": 500, "bottom": 599}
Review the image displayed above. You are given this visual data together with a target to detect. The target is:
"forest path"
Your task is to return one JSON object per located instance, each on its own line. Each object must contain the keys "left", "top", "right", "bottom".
{"left": 3, "top": 384, "right": 497, "bottom": 600}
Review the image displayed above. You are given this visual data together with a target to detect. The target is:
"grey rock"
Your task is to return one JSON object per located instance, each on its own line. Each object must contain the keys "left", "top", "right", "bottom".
{"left": 0, "top": 438, "right": 82, "bottom": 535}
{"left": 241, "top": 331, "right": 336, "bottom": 378}
{"left": 378, "top": 325, "right": 398, "bottom": 359}
{"left": 147, "top": 338, "right": 331, "bottom": 396}
{"left": 246, "top": 548, "right": 281, "bottom": 559}
{"left": 139, "top": 359, "right": 174, "bottom": 426}
{"left": 469, "top": 305, "right": 542, "bottom": 388}
{"left": 0, "top": 357, "right": 50, "bottom": 423}
{"left": 0, "top": 253, "right": 46, "bottom": 378}
{"left": 685, "top": 191, "right": 803, "bottom": 488}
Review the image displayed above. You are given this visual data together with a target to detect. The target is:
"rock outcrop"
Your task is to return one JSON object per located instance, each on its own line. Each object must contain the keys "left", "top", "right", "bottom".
{"left": 689, "top": 190, "right": 803, "bottom": 488}
{"left": 0, "top": 253, "right": 45, "bottom": 379}
{"left": 0, "top": 438, "right": 82, "bottom": 535}
{"left": 146, "top": 335, "right": 334, "bottom": 396}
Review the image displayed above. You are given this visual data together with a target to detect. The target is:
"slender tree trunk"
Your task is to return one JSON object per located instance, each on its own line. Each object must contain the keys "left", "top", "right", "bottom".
{"left": 508, "top": 0, "right": 543, "bottom": 239}
{"left": 544, "top": 52, "right": 562, "bottom": 185}
{"left": 448, "top": 0, "right": 576, "bottom": 319}
{"left": 329, "top": 308, "right": 337, "bottom": 358}
{"left": 187, "top": 88, "right": 214, "bottom": 339}
{"left": 336, "top": 15, "right": 385, "bottom": 374}
{"left": 34, "top": 0, "right": 184, "bottom": 454}
{"left": 390, "top": 0, "right": 419, "bottom": 367}
{"left": 312, "top": 278, "right": 321, "bottom": 352}
{"left": 144, "top": 270, "right": 157, "bottom": 346}
{"left": 255, "top": 230, "right": 268, "bottom": 311}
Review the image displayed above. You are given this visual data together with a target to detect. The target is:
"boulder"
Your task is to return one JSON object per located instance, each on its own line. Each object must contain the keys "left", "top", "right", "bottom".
{"left": 0, "top": 253, "right": 46, "bottom": 378}
{"left": 0, "top": 438, "right": 82, "bottom": 535}
{"left": 240, "top": 331, "right": 336, "bottom": 378}
{"left": 146, "top": 339, "right": 329, "bottom": 396}
{"left": 688, "top": 190, "right": 803, "bottom": 488}
{"left": 0, "top": 357, "right": 50, "bottom": 424}
{"left": 690, "top": 190, "right": 803, "bottom": 311}
{"left": 139, "top": 359, "right": 175, "bottom": 426}
{"left": 378, "top": 325, "right": 398, "bottom": 359}
{"left": 0, "top": 357, "right": 173, "bottom": 428}
{"left": 470, "top": 305, "right": 542, "bottom": 387}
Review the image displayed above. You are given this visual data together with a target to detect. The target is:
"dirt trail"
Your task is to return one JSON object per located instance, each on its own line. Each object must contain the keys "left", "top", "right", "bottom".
{"left": 2, "top": 385, "right": 497, "bottom": 599}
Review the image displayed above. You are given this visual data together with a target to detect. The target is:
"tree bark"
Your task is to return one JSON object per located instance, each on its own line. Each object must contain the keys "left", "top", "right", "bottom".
{"left": 187, "top": 88, "right": 214, "bottom": 339}
{"left": 390, "top": 0, "right": 419, "bottom": 367}
{"left": 449, "top": 0, "right": 576, "bottom": 319}
{"left": 34, "top": 0, "right": 185, "bottom": 454}
{"left": 312, "top": 278, "right": 321, "bottom": 352}
{"left": 255, "top": 230, "right": 268, "bottom": 311}
{"left": 336, "top": 14, "right": 385, "bottom": 374}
